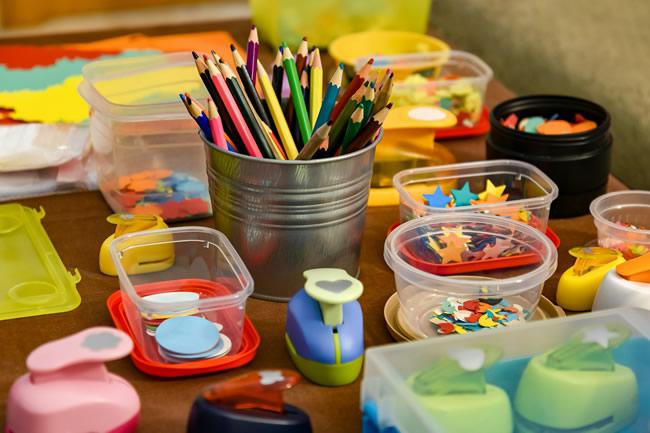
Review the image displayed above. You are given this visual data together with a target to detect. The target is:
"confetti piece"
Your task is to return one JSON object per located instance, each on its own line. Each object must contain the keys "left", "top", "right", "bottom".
{"left": 430, "top": 296, "right": 529, "bottom": 335}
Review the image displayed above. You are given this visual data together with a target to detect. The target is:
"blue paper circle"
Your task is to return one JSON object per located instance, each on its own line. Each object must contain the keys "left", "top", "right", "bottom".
{"left": 155, "top": 316, "right": 220, "bottom": 355}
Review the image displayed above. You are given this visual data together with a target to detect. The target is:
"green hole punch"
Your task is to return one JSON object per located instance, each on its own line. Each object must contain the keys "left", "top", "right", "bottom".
{"left": 515, "top": 324, "right": 639, "bottom": 433}
{"left": 408, "top": 347, "right": 513, "bottom": 433}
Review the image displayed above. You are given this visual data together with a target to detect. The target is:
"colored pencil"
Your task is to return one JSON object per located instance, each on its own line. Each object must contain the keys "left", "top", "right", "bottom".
{"left": 344, "top": 103, "right": 392, "bottom": 154}
{"left": 296, "top": 121, "right": 332, "bottom": 160}
{"left": 206, "top": 57, "right": 262, "bottom": 158}
{"left": 217, "top": 57, "right": 275, "bottom": 159}
{"left": 271, "top": 48, "right": 284, "bottom": 103}
{"left": 246, "top": 25, "right": 259, "bottom": 84}
{"left": 255, "top": 109, "right": 286, "bottom": 160}
{"left": 180, "top": 94, "right": 211, "bottom": 139}
{"left": 300, "top": 69, "right": 309, "bottom": 122}
{"left": 330, "top": 58, "right": 374, "bottom": 122}
{"left": 256, "top": 59, "right": 299, "bottom": 159}
{"left": 207, "top": 98, "right": 228, "bottom": 150}
{"left": 313, "top": 63, "right": 343, "bottom": 131}
{"left": 231, "top": 44, "right": 271, "bottom": 126}
{"left": 360, "top": 83, "right": 376, "bottom": 125}
{"left": 340, "top": 105, "right": 364, "bottom": 154}
{"left": 372, "top": 71, "right": 394, "bottom": 115}
{"left": 309, "top": 48, "right": 323, "bottom": 128}
{"left": 328, "top": 82, "right": 367, "bottom": 153}
{"left": 182, "top": 93, "right": 203, "bottom": 118}
{"left": 282, "top": 46, "right": 312, "bottom": 145}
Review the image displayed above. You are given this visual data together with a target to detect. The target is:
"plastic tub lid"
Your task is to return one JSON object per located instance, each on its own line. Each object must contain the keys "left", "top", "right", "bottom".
{"left": 394, "top": 159, "right": 559, "bottom": 215}
{"left": 590, "top": 190, "right": 650, "bottom": 235}
{"left": 384, "top": 213, "right": 558, "bottom": 295}
{"left": 78, "top": 52, "right": 207, "bottom": 121}
{"left": 110, "top": 226, "right": 253, "bottom": 313}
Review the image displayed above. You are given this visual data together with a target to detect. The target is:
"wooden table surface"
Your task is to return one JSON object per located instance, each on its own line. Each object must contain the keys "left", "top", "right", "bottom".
{"left": 0, "top": 19, "right": 626, "bottom": 433}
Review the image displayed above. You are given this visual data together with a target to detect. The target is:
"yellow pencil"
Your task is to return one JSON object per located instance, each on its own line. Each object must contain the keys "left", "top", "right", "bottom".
{"left": 309, "top": 48, "right": 323, "bottom": 128}
{"left": 256, "top": 59, "right": 299, "bottom": 159}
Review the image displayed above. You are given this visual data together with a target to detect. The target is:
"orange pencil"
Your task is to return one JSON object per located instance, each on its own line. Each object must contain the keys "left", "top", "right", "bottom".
{"left": 330, "top": 58, "right": 374, "bottom": 122}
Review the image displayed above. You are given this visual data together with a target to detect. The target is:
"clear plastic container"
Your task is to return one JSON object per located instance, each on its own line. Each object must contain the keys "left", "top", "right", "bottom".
{"left": 393, "top": 159, "right": 558, "bottom": 232}
{"left": 109, "top": 226, "right": 253, "bottom": 364}
{"left": 387, "top": 50, "right": 493, "bottom": 126}
{"left": 362, "top": 307, "right": 650, "bottom": 433}
{"left": 590, "top": 191, "right": 650, "bottom": 259}
{"left": 384, "top": 214, "right": 557, "bottom": 338}
{"left": 79, "top": 53, "right": 211, "bottom": 222}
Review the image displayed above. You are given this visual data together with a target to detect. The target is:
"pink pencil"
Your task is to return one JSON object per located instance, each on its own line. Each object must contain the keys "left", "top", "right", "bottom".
{"left": 206, "top": 57, "right": 262, "bottom": 158}
{"left": 207, "top": 98, "right": 228, "bottom": 150}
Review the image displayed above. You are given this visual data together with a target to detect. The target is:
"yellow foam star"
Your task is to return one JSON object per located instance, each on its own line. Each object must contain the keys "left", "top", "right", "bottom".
{"left": 478, "top": 180, "right": 506, "bottom": 200}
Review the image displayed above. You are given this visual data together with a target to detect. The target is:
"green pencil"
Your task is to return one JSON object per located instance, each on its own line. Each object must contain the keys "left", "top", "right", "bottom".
{"left": 340, "top": 105, "right": 365, "bottom": 154}
{"left": 327, "top": 82, "right": 368, "bottom": 155}
{"left": 359, "top": 83, "right": 375, "bottom": 126}
{"left": 282, "top": 45, "right": 312, "bottom": 145}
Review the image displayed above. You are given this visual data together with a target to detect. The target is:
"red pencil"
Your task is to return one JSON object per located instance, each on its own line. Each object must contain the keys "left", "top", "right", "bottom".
{"left": 207, "top": 98, "right": 228, "bottom": 150}
{"left": 206, "top": 57, "right": 262, "bottom": 158}
{"left": 329, "top": 58, "right": 374, "bottom": 122}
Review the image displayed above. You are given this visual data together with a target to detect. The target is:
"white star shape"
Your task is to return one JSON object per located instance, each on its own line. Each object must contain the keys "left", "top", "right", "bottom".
{"left": 582, "top": 326, "right": 619, "bottom": 348}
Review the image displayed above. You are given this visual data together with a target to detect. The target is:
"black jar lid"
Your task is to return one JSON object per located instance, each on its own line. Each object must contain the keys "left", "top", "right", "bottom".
{"left": 488, "top": 95, "right": 611, "bottom": 159}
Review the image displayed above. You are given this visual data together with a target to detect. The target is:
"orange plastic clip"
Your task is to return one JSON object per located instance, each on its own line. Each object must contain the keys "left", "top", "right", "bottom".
{"left": 202, "top": 370, "right": 300, "bottom": 413}
{"left": 616, "top": 252, "right": 650, "bottom": 282}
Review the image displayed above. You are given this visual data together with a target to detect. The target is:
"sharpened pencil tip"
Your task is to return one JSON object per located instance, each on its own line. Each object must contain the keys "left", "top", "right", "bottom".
{"left": 386, "top": 103, "right": 393, "bottom": 109}
{"left": 218, "top": 58, "right": 225, "bottom": 63}
{"left": 368, "top": 58, "right": 374, "bottom": 65}
{"left": 302, "top": 36, "right": 307, "bottom": 41}
{"left": 338, "top": 63, "right": 344, "bottom": 69}
{"left": 251, "top": 24, "right": 256, "bottom": 29}
{"left": 191, "top": 51, "right": 199, "bottom": 59}
{"left": 230, "top": 44, "right": 236, "bottom": 51}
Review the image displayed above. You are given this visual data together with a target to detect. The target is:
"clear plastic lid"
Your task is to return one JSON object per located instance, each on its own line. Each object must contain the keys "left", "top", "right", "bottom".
{"left": 79, "top": 52, "right": 207, "bottom": 121}
{"left": 384, "top": 213, "right": 558, "bottom": 296}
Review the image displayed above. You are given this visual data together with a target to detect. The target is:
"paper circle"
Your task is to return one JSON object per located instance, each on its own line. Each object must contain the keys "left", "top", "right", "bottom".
{"left": 408, "top": 107, "right": 447, "bottom": 122}
{"left": 155, "top": 316, "right": 220, "bottom": 355}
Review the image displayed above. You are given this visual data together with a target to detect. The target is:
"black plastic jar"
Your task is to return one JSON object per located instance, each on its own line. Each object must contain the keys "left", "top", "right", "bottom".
{"left": 487, "top": 95, "right": 612, "bottom": 218}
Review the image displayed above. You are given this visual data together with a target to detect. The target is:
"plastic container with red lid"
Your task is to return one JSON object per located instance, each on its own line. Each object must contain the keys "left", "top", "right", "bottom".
{"left": 384, "top": 213, "right": 557, "bottom": 338}
{"left": 109, "top": 226, "right": 254, "bottom": 370}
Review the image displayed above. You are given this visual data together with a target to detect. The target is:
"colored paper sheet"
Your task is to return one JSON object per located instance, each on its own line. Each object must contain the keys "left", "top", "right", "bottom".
{"left": 0, "top": 50, "right": 158, "bottom": 91}
{"left": 63, "top": 31, "right": 240, "bottom": 55}
{"left": 0, "top": 45, "right": 120, "bottom": 69}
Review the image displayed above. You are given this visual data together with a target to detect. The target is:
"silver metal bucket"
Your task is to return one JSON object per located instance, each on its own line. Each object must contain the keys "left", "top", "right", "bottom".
{"left": 201, "top": 133, "right": 380, "bottom": 301}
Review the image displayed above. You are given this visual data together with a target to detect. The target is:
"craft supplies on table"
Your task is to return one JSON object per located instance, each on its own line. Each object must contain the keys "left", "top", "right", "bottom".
{"left": 79, "top": 53, "right": 214, "bottom": 222}
{"left": 187, "top": 370, "right": 312, "bottom": 433}
{"left": 362, "top": 308, "right": 649, "bottom": 433}
{"left": 487, "top": 95, "right": 612, "bottom": 217}
{"left": 108, "top": 227, "right": 257, "bottom": 376}
{"left": 594, "top": 252, "right": 650, "bottom": 311}
{"left": 591, "top": 190, "right": 650, "bottom": 258}
{"left": 556, "top": 246, "right": 625, "bottom": 311}
{"left": 6, "top": 327, "right": 140, "bottom": 433}
{"left": 393, "top": 159, "right": 558, "bottom": 232}
{"left": 286, "top": 269, "right": 364, "bottom": 386}
{"left": 384, "top": 214, "right": 557, "bottom": 338}
{"left": 0, "top": 204, "right": 81, "bottom": 321}
{"left": 250, "top": 0, "right": 432, "bottom": 48}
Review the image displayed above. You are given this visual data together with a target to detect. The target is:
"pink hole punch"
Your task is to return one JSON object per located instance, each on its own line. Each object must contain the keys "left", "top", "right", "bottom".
{"left": 5, "top": 327, "right": 140, "bottom": 433}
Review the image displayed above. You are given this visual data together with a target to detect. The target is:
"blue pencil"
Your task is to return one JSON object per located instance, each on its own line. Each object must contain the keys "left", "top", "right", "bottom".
{"left": 313, "top": 63, "right": 343, "bottom": 131}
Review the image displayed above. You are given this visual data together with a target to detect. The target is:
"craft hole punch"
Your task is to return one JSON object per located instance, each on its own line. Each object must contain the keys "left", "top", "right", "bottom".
{"left": 514, "top": 324, "right": 638, "bottom": 433}
{"left": 187, "top": 370, "right": 312, "bottom": 433}
{"left": 99, "top": 213, "right": 172, "bottom": 276}
{"left": 556, "top": 246, "right": 625, "bottom": 311}
{"left": 286, "top": 269, "right": 364, "bottom": 386}
{"left": 5, "top": 327, "right": 140, "bottom": 433}
{"left": 408, "top": 347, "right": 513, "bottom": 433}
{"left": 594, "top": 252, "right": 650, "bottom": 311}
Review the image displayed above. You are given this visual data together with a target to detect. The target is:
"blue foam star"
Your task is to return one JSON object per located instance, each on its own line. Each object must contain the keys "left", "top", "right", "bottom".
{"left": 423, "top": 185, "right": 452, "bottom": 208}
{"left": 451, "top": 182, "right": 478, "bottom": 207}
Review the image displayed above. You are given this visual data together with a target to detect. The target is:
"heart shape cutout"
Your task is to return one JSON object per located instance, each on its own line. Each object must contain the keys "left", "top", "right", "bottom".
{"left": 315, "top": 279, "right": 353, "bottom": 293}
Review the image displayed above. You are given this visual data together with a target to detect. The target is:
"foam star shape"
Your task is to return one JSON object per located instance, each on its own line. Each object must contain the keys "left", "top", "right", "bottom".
{"left": 438, "top": 242, "right": 466, "bottom": 264}
{"left": 451, "top": 182, "right": 478, "bottom": 207}
{"left": 423, "top": 185, "right": 452, "bottom": 208}
{"left": 439, "top": 226, "right": 471, "bottom": 248}
{"left": 481, "top": 238, "right": 513, "bottom": 259}
{"left": 582, "top": 327, "right": 619, "bottom": 348}
{"left": 477, "top": 180, "right": 506, "bottom": 200}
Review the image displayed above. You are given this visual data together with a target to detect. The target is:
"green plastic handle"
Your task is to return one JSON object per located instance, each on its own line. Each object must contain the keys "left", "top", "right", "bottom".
{"left": 303, "top": 269, "right": 363, "bottom": 327}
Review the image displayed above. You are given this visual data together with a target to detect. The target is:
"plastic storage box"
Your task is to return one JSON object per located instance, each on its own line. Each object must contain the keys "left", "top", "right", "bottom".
{"left": 362, "top": 307, "right": 650, "bottom": 433}
{"left": 384, "top": 214, "right": 557, "bottom": 338}
{"left": 591, "top": 191, "right": 650, "bottom": 259}
{"left": 109, "top": 227, "right": 253, "bottom": 364}
{"left": 388, "top": 51, "right": 493, "bottom": 126}
{"left": 79, "top": 53, "right": 211, "bottom": 222}
{"left": 393, "top": 160, "right": 558, "bottom": 232}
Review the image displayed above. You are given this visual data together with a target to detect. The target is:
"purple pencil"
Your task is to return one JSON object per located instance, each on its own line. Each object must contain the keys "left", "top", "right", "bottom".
{"left": 246, "top": 25, "right": 260, "bottom": 84}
